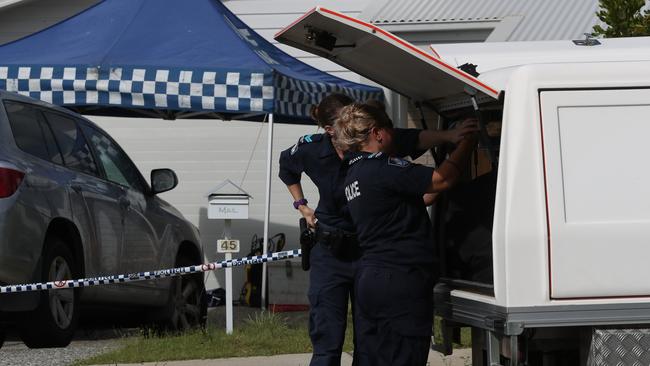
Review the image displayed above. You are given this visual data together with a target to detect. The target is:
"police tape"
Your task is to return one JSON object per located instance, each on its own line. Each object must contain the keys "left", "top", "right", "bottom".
{"left": 0, "top": 249, "right": 301, "bottom": 294}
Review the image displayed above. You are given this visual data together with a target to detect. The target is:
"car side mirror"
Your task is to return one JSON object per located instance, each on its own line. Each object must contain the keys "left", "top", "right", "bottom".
{"left": 151, "top": 169, "right": 178, "bottom": 195}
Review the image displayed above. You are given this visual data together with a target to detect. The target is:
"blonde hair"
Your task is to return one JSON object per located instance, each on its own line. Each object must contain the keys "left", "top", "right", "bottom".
{"left": 334, "top": 103, "right": 393, "bottom": 151}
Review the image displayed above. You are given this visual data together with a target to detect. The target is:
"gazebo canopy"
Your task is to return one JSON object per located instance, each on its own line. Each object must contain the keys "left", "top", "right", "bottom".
{"left": 0, "top": 0, "right": 382, "bottom": 121}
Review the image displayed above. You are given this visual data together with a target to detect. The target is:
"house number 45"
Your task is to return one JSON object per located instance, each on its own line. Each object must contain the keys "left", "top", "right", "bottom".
{"left": 217, "top": 239, "right": 240, "bottom": 253}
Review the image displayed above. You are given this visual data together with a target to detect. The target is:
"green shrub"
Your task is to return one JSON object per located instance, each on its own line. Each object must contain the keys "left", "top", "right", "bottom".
{"left": 593, "top": 0, "right": 650, "bottom": 37}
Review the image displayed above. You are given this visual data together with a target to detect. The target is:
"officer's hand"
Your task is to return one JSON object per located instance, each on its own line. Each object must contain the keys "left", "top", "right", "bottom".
{"left": 299, "top": 205, "right": 318, "bottom": 228}
{"left": 463, "top": 130, "right": 480, "bottom": 145}
{"left": 446, "top": 119, "right": 479, "bottom": 145}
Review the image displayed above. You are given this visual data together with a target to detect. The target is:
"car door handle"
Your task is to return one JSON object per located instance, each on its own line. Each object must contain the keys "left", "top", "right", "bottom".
{"left": 70, "top": 184, "right": 83, "bottom": 193}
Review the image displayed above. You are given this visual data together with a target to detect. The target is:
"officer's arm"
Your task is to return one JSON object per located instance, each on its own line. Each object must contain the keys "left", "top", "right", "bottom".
{"left": 416, "top": 119, "right": 478, "bottom": 150}
{"left": 427, "top": 135, "right": 478, "bottom": 193}
{"left": 279, "top": 145, "right": 303, "bottom": 185}
{"left": 287, "top": 183, "right": 306, "bottom": 202}
{"left": 287, "top": 183, "right": 309, "bottom": 211}
{"left": 279, "top": 147, "right": 317, "bottom": 227}
{"left": 287, "top": 183, "right": 316, "bottom": 226}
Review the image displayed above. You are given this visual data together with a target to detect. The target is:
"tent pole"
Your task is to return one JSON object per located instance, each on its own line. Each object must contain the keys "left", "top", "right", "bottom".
{"left": 261, "top": 113, "right": 274, "bottom": 310}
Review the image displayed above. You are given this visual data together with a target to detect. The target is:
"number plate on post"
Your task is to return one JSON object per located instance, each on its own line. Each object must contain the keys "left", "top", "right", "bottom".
{"left": 217, "top": 239, "right": 240, "bottom": 253}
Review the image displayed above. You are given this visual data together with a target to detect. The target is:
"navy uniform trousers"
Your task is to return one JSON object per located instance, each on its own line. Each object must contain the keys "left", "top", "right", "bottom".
{"left": 308, "top": 241, "right": 358, "bottom": 366}
{"left": 354, "top": 264, "right": 434, "bottom": 366}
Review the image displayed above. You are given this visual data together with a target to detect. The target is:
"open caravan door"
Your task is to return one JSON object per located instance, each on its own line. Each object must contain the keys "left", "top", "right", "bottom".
{"left": 274, "top": 7, "right": 500, "bottom": 105}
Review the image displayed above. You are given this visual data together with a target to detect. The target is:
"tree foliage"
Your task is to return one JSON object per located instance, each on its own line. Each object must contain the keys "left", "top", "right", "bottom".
{"left": 593, "top": 0, "right": 650, "bottom": 37}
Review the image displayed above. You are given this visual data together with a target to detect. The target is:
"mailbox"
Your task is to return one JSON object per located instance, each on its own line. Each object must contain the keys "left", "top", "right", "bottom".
{"left": 205, "top": 179, "right": 251, "bottom": 335}
{"left": 206, "top": 179, "right": 251, "bottom": 220}
{"left": 208, "top": 194, "right": 250, "bottom": 220}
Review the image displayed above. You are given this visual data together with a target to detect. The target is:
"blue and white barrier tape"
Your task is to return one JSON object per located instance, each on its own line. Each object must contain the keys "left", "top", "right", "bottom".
{"left": 0, "top": 249, "right": 301, "bottom": 294}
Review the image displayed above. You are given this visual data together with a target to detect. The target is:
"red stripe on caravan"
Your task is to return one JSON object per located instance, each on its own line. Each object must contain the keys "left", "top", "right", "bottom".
{"left": 317, "top": 7, "right": 500, "bottom": 98}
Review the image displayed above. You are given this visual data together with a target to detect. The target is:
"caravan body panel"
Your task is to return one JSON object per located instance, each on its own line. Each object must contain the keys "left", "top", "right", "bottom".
{"left": 540, "top": 89, "right": 650, "bottom": 299}
{"left": 496, "top": 62, "right": 650, "bottom": 308}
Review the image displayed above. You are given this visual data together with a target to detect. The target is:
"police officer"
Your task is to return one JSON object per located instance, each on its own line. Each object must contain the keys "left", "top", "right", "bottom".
{"left": 278, "top": 94, "right": 476, "bottom": 366}
{"left": 336, "top": 103, "right": 478, "bottom": 366}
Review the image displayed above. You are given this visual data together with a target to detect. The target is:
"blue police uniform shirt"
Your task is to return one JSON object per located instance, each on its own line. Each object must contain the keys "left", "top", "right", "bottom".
{"left": 344, "top": 151, "right": 435, "bottom": 268}
{"left": 278, "top": 129, "right": 424, "bottom": 233}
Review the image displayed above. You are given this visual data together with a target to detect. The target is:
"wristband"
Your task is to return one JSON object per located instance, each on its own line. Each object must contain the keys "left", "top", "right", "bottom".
{"left": 293, "top": 198, "right": 308, "bottom": 210}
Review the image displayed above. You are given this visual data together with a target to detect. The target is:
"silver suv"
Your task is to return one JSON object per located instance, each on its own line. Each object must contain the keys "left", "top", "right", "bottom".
{"left": 0, "top": 91, "right": 206, "bottom": 348}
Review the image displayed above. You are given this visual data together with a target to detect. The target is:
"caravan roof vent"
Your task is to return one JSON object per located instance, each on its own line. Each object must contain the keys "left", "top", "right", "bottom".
{"left": 573, "top": 33, "right": 601, "bottom": 46}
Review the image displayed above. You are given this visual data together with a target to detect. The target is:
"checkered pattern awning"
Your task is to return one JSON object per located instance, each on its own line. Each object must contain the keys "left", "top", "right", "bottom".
{"left": 274, "top": 73, "right": 384, "bottom": 119}
{"left": 0, "top": 65, "right": 275, "bottom": 115}
{"left": 0, "top": 66, "right": 382, "bottom": 119}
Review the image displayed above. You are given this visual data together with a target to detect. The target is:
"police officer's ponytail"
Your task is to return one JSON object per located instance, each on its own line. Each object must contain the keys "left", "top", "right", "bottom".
{"left": 311, "top": 93, "right": 354, "bottom": 129}
{"left": 335, "top": 103, "right": 393, "bottom": 152}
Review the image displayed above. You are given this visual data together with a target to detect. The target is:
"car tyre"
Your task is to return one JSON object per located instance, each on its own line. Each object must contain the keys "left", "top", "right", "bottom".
{"left": 156, "top": 255, "right": 207, "bottom": 332}
{"left": 19, "top": 237, "right": 79, "bottom": 348}
{"left": 0, "top": 326, "right": 5, "bottom": 349}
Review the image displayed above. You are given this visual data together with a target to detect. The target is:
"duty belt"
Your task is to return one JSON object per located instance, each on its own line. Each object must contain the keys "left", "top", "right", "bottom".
{"left": 315, "top": 226, "right": 360, "bottom": 261}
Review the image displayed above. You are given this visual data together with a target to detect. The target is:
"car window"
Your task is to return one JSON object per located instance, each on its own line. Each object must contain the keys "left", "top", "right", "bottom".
{"left": 4, "top": 101, "right": 64, "bottom": 164}
{"left": 43, "top": 111, "right": 99, "bottom": 177}
{"left": 81, "top": 124, "right": 145, "bottom": 192}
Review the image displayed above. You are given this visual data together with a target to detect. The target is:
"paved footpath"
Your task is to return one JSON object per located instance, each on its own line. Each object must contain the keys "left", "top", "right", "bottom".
{"left": 89, "top": 349, "right": 472, "bottom": 366}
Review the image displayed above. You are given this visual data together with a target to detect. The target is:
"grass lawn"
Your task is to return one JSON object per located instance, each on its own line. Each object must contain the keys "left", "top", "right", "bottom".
{"left": 77, "top": 311, "right": 351, "bottom": 365}
{"left": 77, "top": 311, "right": 470, "bottom": 365}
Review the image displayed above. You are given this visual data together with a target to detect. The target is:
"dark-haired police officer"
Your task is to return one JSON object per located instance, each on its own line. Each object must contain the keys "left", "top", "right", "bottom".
{"left": 336, "top": 103, "right": 478, "bottom": 366}
{"left": 279, "top": 94, "right": 476, "bottom": 366}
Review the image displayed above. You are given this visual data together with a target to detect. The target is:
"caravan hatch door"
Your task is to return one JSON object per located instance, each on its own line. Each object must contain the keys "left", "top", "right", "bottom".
{"left": 275, "top": 7, "right": 500, "bottom": 103}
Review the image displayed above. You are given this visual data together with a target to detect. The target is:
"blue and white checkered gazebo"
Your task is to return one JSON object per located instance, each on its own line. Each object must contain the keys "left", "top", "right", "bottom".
{"left": 0, "top": 0, "right": 382, "bottom": 121}
{"left": 0, "top": 0, "right": 383, "bottom": 307}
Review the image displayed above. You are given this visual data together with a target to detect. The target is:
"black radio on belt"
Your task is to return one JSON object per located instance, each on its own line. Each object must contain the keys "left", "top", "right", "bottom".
{"left": 299, "top": 218, "right": 315, "bottom": 271}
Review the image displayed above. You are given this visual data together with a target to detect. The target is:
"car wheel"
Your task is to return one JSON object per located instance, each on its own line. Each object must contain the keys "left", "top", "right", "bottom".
{"left": 19, "top": 237, "right": 79, "bottom": 348}
{"left": 0, "top": 326, "right": 5, "bottom": 349}
{"left": 157, "top": 256, "right": 207, "bottom": 332}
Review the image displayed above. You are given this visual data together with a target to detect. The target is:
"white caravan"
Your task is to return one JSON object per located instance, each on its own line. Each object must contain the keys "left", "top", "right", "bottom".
{"left": 276, "top": 7, "right": 650, "bottom": 366}
{"left": 276, "top": 8, "right": 650, "bottom": 365}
